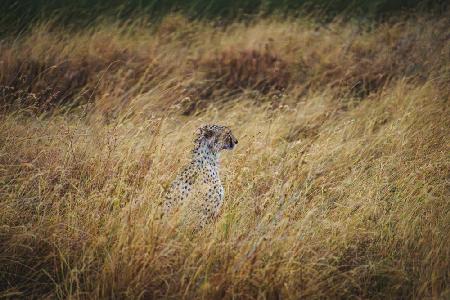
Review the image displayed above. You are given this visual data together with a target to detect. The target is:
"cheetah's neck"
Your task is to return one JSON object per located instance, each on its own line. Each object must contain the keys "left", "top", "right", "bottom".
{"left": 192, "top": 143, "right": 219, "bottom": 168}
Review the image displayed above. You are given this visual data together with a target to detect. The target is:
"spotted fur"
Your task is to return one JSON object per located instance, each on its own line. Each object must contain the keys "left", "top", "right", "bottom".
{"left": 163, "top": 124, "right": 238, "bottom": 228}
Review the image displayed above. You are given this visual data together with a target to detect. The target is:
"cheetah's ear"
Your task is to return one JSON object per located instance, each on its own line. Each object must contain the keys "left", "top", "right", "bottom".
{"left": 198, "top": 126, "right": 214, "bottom": 140}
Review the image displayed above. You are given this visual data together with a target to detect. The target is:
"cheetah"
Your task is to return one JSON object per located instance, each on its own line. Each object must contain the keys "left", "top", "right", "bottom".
{"left": 163, "top": 124, "right": 238, "bottom": 228}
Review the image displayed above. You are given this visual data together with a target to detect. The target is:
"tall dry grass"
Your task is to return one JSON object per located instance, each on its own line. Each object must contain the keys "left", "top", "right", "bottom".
{"left": 0, "top": 13, "right": 449, "bottom": 299}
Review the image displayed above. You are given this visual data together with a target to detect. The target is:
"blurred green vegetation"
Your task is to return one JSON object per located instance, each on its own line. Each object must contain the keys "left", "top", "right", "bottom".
{"left": 0, "top": 0, "right": 447, "bottom": 35}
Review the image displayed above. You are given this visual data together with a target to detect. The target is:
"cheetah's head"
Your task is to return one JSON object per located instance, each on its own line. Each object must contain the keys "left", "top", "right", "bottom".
{"left": 195, "top": 124, "right": 238, "bottom": 153}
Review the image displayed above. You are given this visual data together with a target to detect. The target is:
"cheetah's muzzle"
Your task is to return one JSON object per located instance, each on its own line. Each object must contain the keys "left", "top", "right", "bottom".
{"left": 225, "top": 134, "right": 238, "bottom": 150}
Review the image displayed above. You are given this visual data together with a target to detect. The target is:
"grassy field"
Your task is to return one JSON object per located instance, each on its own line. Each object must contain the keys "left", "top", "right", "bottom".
{"left": 1, "top": 8, "right": 449, "bottom": 299}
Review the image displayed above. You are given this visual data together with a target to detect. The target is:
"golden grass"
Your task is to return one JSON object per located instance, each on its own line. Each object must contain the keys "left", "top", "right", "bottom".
{"left": 0, "top": 13, "right": 449, "bottom": 299}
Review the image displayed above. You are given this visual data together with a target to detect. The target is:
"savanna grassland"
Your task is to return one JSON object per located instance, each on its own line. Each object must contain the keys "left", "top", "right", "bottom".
{"left": 0, "top": 3, "right": 449, "bottom": 299}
